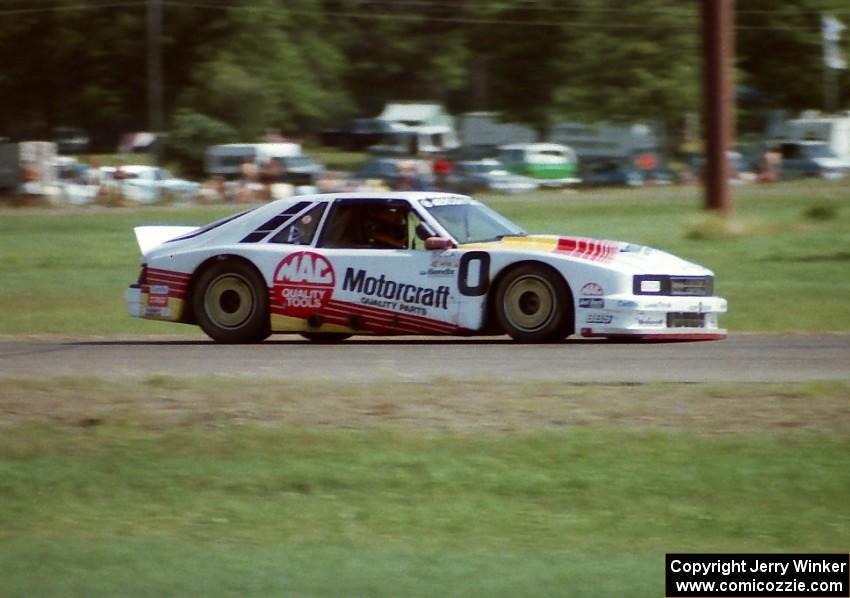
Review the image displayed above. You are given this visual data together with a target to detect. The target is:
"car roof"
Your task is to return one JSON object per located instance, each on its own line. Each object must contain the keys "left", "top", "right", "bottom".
{"left": 499, "top": 143, "right": 570, "bottom": 151}
{"left": 100, "top": 164, "right": 156, "bottom": 173}
{"left": 275, "top": 191, "right": 471, "bottom": 205}
{"left": 248, "top": 192, "right": 472, "bottom": 219}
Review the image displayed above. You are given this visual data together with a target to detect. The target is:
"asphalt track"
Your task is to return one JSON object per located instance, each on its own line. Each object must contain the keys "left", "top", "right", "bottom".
{"left": 0, "top": 333, "right": 847, "bottom": 383}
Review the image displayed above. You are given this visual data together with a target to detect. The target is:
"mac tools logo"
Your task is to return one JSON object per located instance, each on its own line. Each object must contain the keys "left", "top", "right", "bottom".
{"left": 273, "top": 252, "right": 335, "bottom": 317}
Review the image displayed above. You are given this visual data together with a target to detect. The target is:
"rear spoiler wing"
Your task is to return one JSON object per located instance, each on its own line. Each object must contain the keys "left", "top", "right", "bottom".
{"left": 133, "top": 226, "right": 199, "bottom": 256}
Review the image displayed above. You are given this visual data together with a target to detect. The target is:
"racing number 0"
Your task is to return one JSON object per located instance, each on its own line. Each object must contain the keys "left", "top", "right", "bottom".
{"left": 458, "top": 252, "right": 490, "bottom": 296}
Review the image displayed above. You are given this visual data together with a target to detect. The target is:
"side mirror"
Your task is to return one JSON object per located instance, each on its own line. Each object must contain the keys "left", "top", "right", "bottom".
{"left": 425, "top": 237, "right": 455, "bottom": 251}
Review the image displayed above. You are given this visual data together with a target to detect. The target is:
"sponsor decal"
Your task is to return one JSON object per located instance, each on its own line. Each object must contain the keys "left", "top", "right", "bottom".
{"left": 643, "top": 300, "right": 673, "bottom": 310}
{"left": 343, "top": 267, "right": 450, "bottom": 313}
{"left": 686, "top": 301, "right": 708, "bottom": 313}
{"left": 420, "top": 267, "right": 457, "bottom": 277}
{"left": 273, "top": 251, "right": 335, "bottom": 317}
{"left": 421, "top": 253, "right": 459, "bottom": 277}
{"left": 637, "top": 317, "right": 664, "bottom": 327}
{"left": 144, "top": 306, "right": 171, "bottom": 318}
{"left": 146, "top": 283, "right": 170, "bottom": 308}
{"left": 431, "top": 254, "right": 459, "bottom": 268}
{"left": 579, "top": 298, "right": 605, "bottom": 309}
{"left": 420, "top": 196, "right": 471, "bottom": 208}
{"left": 144, "top": 268, "right": 190, "bottom": 302}
{"left": 147, "top": 294, "right": 169, "bottom": 308}
{"left": 585, "top": 313, "right": 613, "bottom": 324}
{"left": 580, "top": 282, "right": 604, "bottom": 296}
{"left": 616, "top": 299, "right": 638, "bottom": 309}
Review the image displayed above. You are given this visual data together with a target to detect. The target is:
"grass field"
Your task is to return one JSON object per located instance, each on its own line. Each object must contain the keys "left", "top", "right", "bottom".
{"left": 1, "top": 378, "right": 849, "bottom": 596}
{"left": 1, "top": 182, "right": 848, "bottom": 596}
{"left": 0, "top": 181, "right": 848, "bottom": 335}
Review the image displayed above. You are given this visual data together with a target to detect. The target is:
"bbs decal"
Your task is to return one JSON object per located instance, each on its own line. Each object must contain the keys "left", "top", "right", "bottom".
{"left": 458, "top": 251, "right": 490, "bottom": 296}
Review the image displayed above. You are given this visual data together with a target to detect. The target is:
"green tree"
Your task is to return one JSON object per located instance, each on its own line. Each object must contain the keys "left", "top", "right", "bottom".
{"left": 552, "top": 0, "right": 699, "bottom": 126}
{"left": 174, "top": 0, "right": 350, "bottom": 136}
{"left": 737, "top": 0, "right": 850, "bottom": 115}
{"left": 326, "top": 0, "right": 470, "bottom": 117}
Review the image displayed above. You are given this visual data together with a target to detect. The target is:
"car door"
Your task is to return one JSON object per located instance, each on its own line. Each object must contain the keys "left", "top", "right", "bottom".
{"left": 313, "top": 198, "right": 463, "bottom": 335}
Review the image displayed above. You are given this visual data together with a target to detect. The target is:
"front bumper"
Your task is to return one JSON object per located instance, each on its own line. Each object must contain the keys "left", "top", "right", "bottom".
{"left": 577, "top": 294, "right": 727, "bottom": 340}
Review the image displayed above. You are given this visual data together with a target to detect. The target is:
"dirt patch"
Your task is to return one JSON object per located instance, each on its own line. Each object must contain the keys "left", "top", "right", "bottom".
{"left": 1, "top": 377, "right": 848, "bottom": 434}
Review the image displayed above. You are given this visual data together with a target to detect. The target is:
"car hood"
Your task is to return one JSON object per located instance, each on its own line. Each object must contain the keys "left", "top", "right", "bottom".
{"left": 811, "top": 157, "right": 850, "bottom": 169}
{"left": 463, "top": 234, "right": 711, "bottom": 275}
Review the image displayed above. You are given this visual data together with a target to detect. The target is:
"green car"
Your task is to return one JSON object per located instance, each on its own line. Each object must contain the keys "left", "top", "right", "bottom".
{"left": 498, "top": 143, "right": 581, "bottom": 187}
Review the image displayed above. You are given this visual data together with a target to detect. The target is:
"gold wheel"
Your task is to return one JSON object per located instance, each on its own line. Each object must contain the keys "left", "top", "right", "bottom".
{"left": 494, "top": 264, "right": 573, "bottom": 342}
{"left": 502, "top": 275, "right": 556, "bottom": 333}
{"left": 193, "top": 260, "right": 271, "bottom": 343}
{"left": 204, "top": 274, "right": 256, "bottom": 329}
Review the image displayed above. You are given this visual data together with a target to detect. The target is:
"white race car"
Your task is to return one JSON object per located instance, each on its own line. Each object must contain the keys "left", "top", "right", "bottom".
{"left": 126, "top": 192, "right": 726, "bottom": 343}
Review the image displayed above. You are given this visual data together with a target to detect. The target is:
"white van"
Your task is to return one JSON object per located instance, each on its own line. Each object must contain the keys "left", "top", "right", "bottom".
{"left": 368, "top": 126, "right": 460, "bottom": 156}
{"left": 782, "top": 112, "right": 850, "bottom": 162}
{"left": 205, "top": 143, "right": 302, "bottom": 179}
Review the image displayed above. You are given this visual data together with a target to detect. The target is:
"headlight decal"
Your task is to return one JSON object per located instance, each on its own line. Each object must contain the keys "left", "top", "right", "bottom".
{"left": 632, "top": 275, "right": 714, "bottom": 296}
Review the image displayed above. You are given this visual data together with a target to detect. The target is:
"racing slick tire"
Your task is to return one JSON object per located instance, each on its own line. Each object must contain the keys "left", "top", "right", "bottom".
{"left": 299, "top": 333, "right": 352, "bottom": 343}
{"left": 494, "top": 264, "right": 573, "bottom": 343}
{"left": 193, "top": 260, "right": 271, "bottom": 343}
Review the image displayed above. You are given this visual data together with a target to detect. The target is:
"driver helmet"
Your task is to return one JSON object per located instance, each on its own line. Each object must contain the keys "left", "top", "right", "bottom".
{"left": 368, "top": 207, "right": 407, "bottom": 249}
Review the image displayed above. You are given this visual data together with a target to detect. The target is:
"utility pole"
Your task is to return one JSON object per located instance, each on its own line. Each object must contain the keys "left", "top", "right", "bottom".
{"left": 822, "top": 14, "right": 847, "bottom": 113}
{"left": 147, "top": 0, "right": 164, "bottom": 165}
{"left": 701, "top": 0, "right": 734, "bottom": 216}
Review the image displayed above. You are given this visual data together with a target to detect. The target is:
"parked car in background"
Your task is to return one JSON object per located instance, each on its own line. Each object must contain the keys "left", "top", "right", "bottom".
{"left": 446, "top": 158, "right": 539, "bottom": 193}
{"left": 320, "top": 118, "right": 400, "bottom": 151}
{"left": 368, "top": 126, "right": 460, "bottom": 157}
{"left": 446, "top": 144, "right": 499, "bottom": 162}
{"left": 0, "top": 141, "right": 57, "bottom": 195}
{"left": 776, "top": 141, "right": 850, "bottom": 180}
{"left": 271, "top": 154, "right": 326, "bottom": 187}
{"left": 354, "top": 156, "right": 433, "bottom": 190}
{"left": 580, "top": 160, "right": 644, "bottom": 188}
{"left": 101, "top": 165, "right": 200, "bottom": 203}
{"left": 205, "top": 143, "right": 302, "bottom": 180}
{"left": 497, "top": 143, "right": 581, "bottom": 187}
{"left": 691, "top": 150, "right": 757, "bottom": 184}
{"left": 53, "top": 127, "right": 91, "bottom": 155}
{"left": 353, "top": 157, "right": 404, "bottom": 189}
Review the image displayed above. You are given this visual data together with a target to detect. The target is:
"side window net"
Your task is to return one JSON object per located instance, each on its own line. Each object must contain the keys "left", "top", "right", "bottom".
{"left": 268, "top": 203, "right": 327, "bottom": 245}
{"left": 240, "top": 201, "right": 312, "bottom": 243}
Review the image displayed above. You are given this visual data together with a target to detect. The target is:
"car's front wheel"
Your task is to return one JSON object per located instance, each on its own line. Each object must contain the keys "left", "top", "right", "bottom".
{"left": 193, "top": 260, "right": 271, "bottom": 343}
{"left": 494, "top": 264, "right": 573, "bottom": 343}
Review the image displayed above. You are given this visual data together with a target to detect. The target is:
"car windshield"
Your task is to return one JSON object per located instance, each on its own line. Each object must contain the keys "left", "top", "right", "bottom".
{"left": 283, "top": 156, "right": 315, "bottom": 168}
{"left": 802, "top": 143, "right": 836, "bottom": 159}
{"left": 420, "top": 197, "right": 525, "bottom": 244}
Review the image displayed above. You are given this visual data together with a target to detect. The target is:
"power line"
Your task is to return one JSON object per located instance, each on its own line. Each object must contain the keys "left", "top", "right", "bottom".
{"left": 2, "top": 0, "right": 849, "bottom": 18}
{"left": 162, "top": 1, "right": 699, "bottom": 29}
{"left": 161, "top": 1, "right": 842, "bottom": 32}
{"left": 0, "top": 0, "right": 845, "bottom": 32}
{"left": 0, "top": 2, "right": 146, "bottom": 15}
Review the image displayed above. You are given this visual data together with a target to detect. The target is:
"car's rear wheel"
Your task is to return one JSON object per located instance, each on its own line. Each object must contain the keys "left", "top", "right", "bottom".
{"left": 495, "top": 264, "right": 573, "bottom": 342}
{"left": 300, "top": 333, "right": 352, "bottom": 343}
{"left": 193, "top": 260, "right": 271, "bottom": 343}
